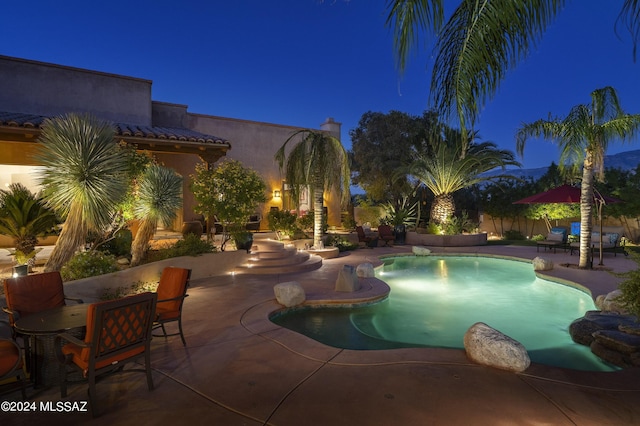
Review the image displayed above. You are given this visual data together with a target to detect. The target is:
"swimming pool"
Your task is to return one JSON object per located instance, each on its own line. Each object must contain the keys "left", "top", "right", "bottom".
{"left": 271, "top": 255, "right": 617, "bottom": 371}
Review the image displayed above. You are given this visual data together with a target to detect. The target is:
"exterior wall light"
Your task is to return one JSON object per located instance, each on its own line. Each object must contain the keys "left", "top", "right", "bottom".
{"left": 273, "top": 190, "right": 281, "bottom": 199}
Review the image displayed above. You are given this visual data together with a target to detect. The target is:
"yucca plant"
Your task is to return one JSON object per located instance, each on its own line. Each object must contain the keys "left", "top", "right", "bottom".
{"left": 130, "top": 164, "right": 183, "bottom": 266}
{"left": 36, "top": 113, "right": 129, "bottom": 271}
{"left": 0, "top": 183, "right": 59, "bottom": 264}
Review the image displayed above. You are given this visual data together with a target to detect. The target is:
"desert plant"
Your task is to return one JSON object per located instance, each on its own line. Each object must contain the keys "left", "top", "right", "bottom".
{"left": 130, "top": 164, "right": 183, "bottom": 266}
{"left": 382, "top": 197, "right": 417, "bottom": 227}
{"left": 60, "top": 250, "right": 119, "bottom": 281}
{"left": 36, "top": 113, "right": 129, "bottom": 271}
{"left": 145, "top": 233, "right": 216, "bottom": 263}
{"left": 442, "top": 211, "right": 477, "bottom": 235}
{"left": 0, "top": 183, "right": 59, "bottom": 264}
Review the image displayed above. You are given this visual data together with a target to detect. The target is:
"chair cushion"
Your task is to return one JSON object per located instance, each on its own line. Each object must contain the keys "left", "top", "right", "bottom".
{"left": 61, "top": 343, "right": 144, "bottom": 376}
{"left": 547, "top": 233, "right": 563, "bottom": 242}
{"left": 0, "top": 339, "right": 21, "bottom": 376}
{"left": 156, "top": 267, "right": 190, "bottom": 314}
{"left": 3, "top": 271, "right": 66, "bottom": 321}
{"left": 155, "top": 305, "right": 180, "bottom": 321}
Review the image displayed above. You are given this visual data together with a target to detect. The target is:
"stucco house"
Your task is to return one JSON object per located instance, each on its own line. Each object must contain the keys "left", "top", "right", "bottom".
{"left": 0, "top": 55, "right": 344, "bottom": 244}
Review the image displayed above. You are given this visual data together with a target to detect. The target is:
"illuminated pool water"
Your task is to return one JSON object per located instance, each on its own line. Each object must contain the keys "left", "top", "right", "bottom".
{"left": 271, "top": 256, "right": 617, "bottom": 371}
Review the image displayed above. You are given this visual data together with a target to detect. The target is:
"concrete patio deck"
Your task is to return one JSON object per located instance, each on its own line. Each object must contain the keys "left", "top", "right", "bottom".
{"left": 2, "top": 243, "right": 640, "bottom": 425}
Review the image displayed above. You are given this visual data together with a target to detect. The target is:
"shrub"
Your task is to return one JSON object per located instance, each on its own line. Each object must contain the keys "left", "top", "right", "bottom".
{"left": 101, "top": 280, "right": 159, "bottom": 300}
{"left": 614, "top": 250, "right": 640, "bottom": 318}
{"left": 146, "top": 234, "right": 215, "bottom": 263}
{"left": 531, "top": 234, "right": 545, "bottom": 242}
{"left": 424, "top": 222, "right": 442, "bottom": 235}
{"left": 100, "top": 228, "right": 133, "bottom": 257}
{"left": 503, "top": 230, "right": 526, "bottom": 240}
{"left": 324, "top": 234, "right": 358, "bottom": 252}
{"left": 443, "top": 211, "right": 478, "bottom": 235}
{"left": 267, "top": 209, "right": 298, "bottom": 239}
{"left": 60, "top": 250, "right": 119, "bottom": 281}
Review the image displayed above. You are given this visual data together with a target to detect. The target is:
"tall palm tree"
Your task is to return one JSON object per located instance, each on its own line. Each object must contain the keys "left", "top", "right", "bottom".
{"left": 0, "top": 183, "right": 59, "bottom": 262}
{"left": 407, "top": 129, "right": 520, "bottom": 224}
{"left": 130, "top": 164, "right": 183, "bottom": 266}
{"left": 517, "top": 86, "right": 640, "bottom": 268}
{"left": 386, "top": 0, "right": 640, "bottom": 154}
{"left": 37, "top": 113, "right": 129, "bottom": 272}
{"left": 275, "top": 130, "right": 350, "bottom": 248}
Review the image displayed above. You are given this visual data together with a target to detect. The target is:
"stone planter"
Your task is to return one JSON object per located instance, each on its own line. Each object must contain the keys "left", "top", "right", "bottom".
{"left": 406, "top": 231, "right": 487, "bottom": 247}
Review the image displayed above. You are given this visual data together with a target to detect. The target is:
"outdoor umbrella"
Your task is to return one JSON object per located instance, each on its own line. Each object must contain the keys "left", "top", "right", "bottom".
{"left": 513, "top": 184, "right": 621, "bottom": 205}
{"left": 514, "top": 184, "right": 622, "bottom": 266}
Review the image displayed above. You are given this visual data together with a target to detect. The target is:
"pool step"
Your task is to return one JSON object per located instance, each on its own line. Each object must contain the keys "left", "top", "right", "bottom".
{"left": 235, "top": 239, "right": 322, "bottom": 274}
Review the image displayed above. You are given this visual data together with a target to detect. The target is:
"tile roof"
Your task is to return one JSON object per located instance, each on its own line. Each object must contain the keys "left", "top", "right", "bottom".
{"left": 0, "top": 111, "right": 229, "bottom": 146}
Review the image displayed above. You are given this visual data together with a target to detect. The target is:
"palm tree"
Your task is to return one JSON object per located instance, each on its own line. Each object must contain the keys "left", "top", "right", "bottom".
{"left": 0, "top": 183, "right": 59, "bottom": 263}
{"left": 517, "top": 86, "right": 640, "bottom": 268}
{"left": 36, "top": 113, "right": 129, "bottom": 272}
{"left": 407, "top": 129, "right": 520, "bottom": 224}
{"left": 386, "top": 0, "right": 640, "bottom": 154}
{"left": 275, "top": 130, "right": 350, "bottom": 248}
{"left": 130, "top": 164, "right": 183, "bottom": 266}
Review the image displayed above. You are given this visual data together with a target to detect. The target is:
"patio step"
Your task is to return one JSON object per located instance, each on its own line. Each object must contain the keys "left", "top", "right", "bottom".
{"left": 235, "top": 240, "right": 322, "bottom": 275}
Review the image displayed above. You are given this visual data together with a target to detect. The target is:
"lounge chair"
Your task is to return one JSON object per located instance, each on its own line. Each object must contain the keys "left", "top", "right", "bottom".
{"left": 536, "top": 227, "right": 568, "bottom": 253}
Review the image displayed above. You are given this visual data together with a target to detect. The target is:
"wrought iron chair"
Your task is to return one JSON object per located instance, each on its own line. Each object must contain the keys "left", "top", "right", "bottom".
{"left": 153, "top": 267, "right": 191, "bottom": 346}
{"left": 2, "top": 271, "right": 84, "bottom": 328}
{"left": 0, "top": 321, "right": 27, "bottom": 400}
{"left": 2, "top": 271, "right": 83, "bottom": 372}
{"left": 56, "top": 292, "right": 157, "bottom": 417}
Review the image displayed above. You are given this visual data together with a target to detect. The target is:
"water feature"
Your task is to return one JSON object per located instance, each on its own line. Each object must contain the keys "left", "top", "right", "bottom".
{"left": 271, "top": 255, "right": 617, "bottom": 371}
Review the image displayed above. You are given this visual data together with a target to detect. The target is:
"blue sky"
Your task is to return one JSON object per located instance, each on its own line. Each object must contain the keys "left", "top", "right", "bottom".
{"left": 1, "top": 0, "right": 639, "bottom": 170}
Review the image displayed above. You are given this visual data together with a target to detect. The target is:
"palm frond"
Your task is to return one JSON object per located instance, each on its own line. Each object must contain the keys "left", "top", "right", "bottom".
{"left": 616, "top": 0, "right": 640, "bottom": 61}
{"left": 386, "top": 0, "right": 445, "bottom": 71}
{"left": 431, "top": 0, "right": 563, "bottom": 147}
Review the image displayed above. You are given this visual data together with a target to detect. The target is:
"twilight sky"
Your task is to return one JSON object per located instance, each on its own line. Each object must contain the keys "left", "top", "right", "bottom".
{"left": 1, "top": 0, "right": 639, "bottom": 170}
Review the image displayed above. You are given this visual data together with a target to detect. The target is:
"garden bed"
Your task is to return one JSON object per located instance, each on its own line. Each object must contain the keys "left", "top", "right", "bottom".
{"left": 406, "top": 231, "right": 487, "bottom": 247}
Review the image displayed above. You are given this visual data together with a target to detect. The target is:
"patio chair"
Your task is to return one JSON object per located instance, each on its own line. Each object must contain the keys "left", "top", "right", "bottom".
{"left": 536, "top": 227, "right": 568, "bottom": 253}
{"left": 0, "top": 322, "right": 27, "bottom": 400}
{"left": 356, "top": 226, "right": 376, "bottom": 248}
{"left": 153, "top": 267, "right": 191, "bottom": 346}
{"left": 2, "top": 271, "right": 83, "bottom": 371}
{"left": 378, "top": 225, "right": 395, "bottom": 247}
{"left": 56, "top": 292, "right": 157, "bottom": 417}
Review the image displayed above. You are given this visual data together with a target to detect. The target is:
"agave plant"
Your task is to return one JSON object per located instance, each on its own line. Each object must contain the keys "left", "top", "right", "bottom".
{"left": 382, "top": 196, "right": 418, "bottom": 227}
{"left": 0, "top": 183, "right": 59, "bottom": 264}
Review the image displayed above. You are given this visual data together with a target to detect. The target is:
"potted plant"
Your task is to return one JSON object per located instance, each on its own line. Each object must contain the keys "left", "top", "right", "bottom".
{"left": 0, "top": 183, "right": 59, "bottom": 274}
{"left": 191, "top": 159, "right": 266, "bottom": 251}
{"left": 382, "top": 197, "right": 417, "bottom": 245}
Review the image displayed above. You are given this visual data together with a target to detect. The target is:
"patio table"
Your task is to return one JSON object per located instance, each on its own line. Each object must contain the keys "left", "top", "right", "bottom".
{"left": 15, "top": 303, "right": 88, "bottom": 387}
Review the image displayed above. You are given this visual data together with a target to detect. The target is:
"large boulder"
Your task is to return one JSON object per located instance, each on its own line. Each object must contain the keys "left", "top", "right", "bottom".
{"left": 335, "top": 265, "right": 360, "bottom": 292}
{"left": 274, "top": 281, "right": 306, "bottom": 307}
{"left": 531, "top": 256, "right": 553, "bottom": 271}
{"left": 356, "top": 262, "right": 375, "bottom": 278}
{"left": 595, "top": 290, "right": 628, "bottom": 314}
{"left": 464, "top": 322, "right": 530, "bottom": 372}
{"left": 412, "top": 246, "right": 431, "bottom": 256}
